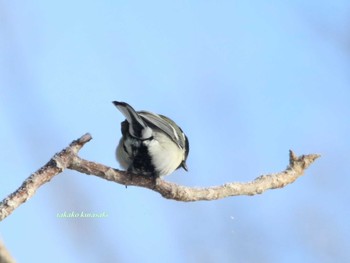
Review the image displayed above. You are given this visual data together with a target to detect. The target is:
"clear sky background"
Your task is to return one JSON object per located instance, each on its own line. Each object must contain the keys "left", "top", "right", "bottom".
{"left": 1, "top": 1, "right": 349, "bottom": 262}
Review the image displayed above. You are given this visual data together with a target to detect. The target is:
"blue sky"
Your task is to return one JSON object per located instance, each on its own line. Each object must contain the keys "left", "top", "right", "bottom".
{"left": 1, "top": 1, "right": 350, "bottom": 262}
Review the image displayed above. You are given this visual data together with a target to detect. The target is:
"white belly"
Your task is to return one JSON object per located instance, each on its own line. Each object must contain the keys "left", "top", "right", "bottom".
{"left": 144, "top": 132, "right": 184, "bottom": 176}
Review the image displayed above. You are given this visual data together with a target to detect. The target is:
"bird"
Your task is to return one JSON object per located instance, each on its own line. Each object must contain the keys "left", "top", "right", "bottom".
{"left": 113, "top": 101, "right": 189, "bottom": 177}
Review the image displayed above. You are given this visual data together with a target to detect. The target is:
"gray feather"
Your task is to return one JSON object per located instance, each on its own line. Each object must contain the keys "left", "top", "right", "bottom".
{"left": 138, "top": 111, "right": 186, "bottom": 149}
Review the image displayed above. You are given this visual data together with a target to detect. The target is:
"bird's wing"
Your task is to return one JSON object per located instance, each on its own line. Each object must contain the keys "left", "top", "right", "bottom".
{"left": 138, "top": 111, "right": 186, "bottom": 149}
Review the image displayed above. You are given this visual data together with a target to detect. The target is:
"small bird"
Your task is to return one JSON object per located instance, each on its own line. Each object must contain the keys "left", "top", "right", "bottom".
{"left": 113, "top": 101, "right": 189, "bottom": 177}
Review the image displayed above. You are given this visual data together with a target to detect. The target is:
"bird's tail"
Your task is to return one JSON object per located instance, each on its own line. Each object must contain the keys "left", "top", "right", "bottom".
{"left": 113, "top": 101, "right": 152, "bottom": 139}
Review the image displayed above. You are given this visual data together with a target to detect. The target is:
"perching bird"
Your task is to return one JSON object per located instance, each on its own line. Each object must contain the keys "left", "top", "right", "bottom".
{"left": 113, "top": 101, "right": 189, "bottom": 177}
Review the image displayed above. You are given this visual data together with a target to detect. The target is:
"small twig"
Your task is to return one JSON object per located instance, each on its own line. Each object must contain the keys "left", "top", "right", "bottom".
{"left": 0, "top": 133, "right": 320, "bottom": 221}
{"left": 0, "top": 239, "right": 16, "bottom": 263}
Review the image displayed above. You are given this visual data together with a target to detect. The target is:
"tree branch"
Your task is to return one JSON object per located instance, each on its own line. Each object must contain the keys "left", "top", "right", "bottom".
{"left": 0, "top": 239, "right": 16, "bottom": 263}
{"left": 0, "top": 133, "right": 320, "bottom": 221}
{"left": 0, "top": 134, "right": 92, "bottom": 221}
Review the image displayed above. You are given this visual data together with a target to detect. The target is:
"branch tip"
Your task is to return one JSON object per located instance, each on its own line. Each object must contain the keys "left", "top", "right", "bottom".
{"left": 286, "top": 151, "right": 321, "bottom": 175}
{"left": 77, "top": 133, "right": 92, "bottom": 144}
{"left": 308, "top": 153, "right": 321, "bottom": 162}
{"left": 289, "top": 150, "right": 297, "bottom": 164}
{"left": 302, "top": 153, "right": 321, "bottom": 169}
{"left": 69, "top": 133, "right": 92, "bottom": 151}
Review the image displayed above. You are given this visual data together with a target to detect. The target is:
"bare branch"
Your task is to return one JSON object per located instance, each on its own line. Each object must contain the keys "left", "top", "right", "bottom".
{"left": 0, "top": 239, "right": 16, "bottom": 263}
{"left": 0, "top": 133, "right": 92, "bottom": 221}
{"left": 0, "top": 133, "right": 320, "bottom": 221}
{"left": 69, "top": 150, "right": 320, "bottom": 201}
